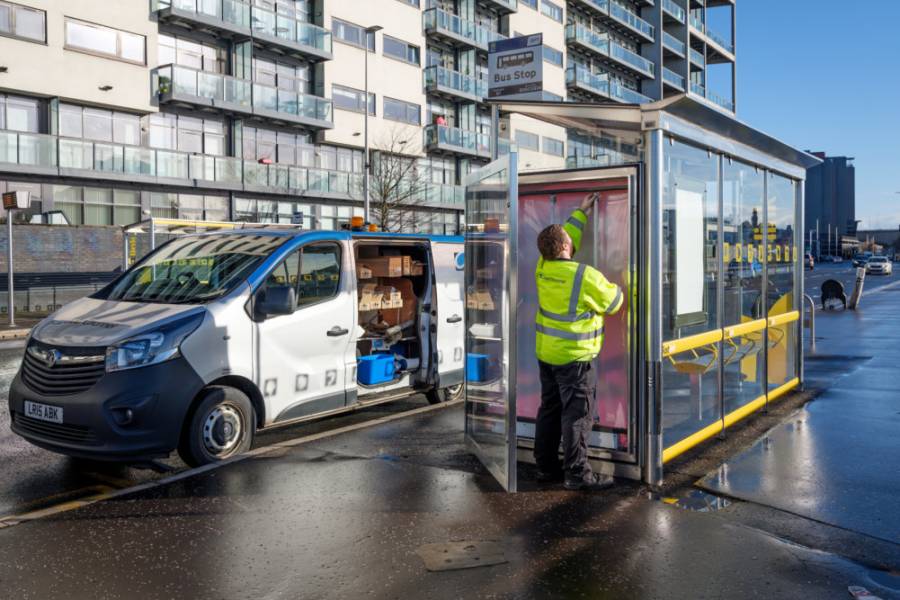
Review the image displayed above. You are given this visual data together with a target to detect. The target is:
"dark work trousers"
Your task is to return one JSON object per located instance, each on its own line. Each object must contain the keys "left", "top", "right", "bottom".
{"left": 534, "top": 360, "right": 596, "bottom": 479}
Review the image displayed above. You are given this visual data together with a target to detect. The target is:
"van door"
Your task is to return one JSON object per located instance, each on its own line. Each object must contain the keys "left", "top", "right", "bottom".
{"left": 431, "top": 241, "right": 465, "bottom": 388}
{"left": 254, "top": 240, "right": 356, "bottom": 424}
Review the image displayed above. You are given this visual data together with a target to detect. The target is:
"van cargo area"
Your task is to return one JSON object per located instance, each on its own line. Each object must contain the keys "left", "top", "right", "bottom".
{"left": 354, "top": 242, "right": 431, "bottom": 389}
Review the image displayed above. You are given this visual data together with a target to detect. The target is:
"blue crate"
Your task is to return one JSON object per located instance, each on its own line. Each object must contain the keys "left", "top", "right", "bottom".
{"left": 466, "top": 353, "right": 491, "bottom": 382}
{"left": 358, "top": 353, "right": 395, "bottom": 385}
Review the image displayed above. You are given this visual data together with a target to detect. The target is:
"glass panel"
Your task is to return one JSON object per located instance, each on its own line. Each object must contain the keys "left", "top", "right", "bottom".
{"left": 766, "top": 173, "right": 798, "bottom": 392}
{"left": 464, "top": 154, "right": 516, "bottom": 492}
{"left": 722, "top": 159, "right": 766, "bottom": 414}
{"left": 661, "top": 140, "right": 721, "bottom": 449}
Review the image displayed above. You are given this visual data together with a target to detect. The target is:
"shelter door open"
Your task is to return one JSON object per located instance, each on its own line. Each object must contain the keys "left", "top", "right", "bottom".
{"left": 463, "top": 153, "right": 519, "bottom": 492}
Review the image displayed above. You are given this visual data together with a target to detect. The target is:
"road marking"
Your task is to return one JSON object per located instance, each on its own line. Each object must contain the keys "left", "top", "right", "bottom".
{"left": 0, "top": 398, "right": 463, "bottom": 530}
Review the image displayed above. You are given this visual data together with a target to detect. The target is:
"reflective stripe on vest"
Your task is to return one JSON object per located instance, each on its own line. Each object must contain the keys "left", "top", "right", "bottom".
{"left": 606, "top": 287, "right": 623, "bottom": 314}
{"left": 536, "top": 323, "right": 605, "bottom": 341}
{"left": 566, "top": 216, "right": 584, "bottom": 232}
{"left": 538, "top": 263, "right": 595, "bottom": 322}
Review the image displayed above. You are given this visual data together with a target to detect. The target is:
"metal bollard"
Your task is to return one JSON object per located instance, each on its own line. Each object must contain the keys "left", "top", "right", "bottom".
{"left": 848, "top": 267, "right": 866, "bottom": 310}
{"left": 803, "top": 294, "right": 816, "bottom": 352}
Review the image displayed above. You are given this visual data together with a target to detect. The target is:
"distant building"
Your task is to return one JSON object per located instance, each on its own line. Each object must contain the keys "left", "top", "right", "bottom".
{"left": 805, "top": 153, "right": 856, "bottom": 249}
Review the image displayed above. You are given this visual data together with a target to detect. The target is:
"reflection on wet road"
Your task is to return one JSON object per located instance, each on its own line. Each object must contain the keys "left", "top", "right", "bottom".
{"left": 0, "top": 344, "right": 429, "bottom": 521}
{"left": 804, "top": 262, "right": 899, "bottom": 303}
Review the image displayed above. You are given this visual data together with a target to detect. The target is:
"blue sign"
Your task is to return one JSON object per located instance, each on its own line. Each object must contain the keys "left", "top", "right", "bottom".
{"left": 454, "top": 251, "right": 465, "bottom": 271}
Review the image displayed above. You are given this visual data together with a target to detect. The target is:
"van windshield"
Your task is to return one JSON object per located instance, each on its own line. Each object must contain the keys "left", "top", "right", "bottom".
{"left": 104, "top": 234, "right": 288, "bottom": 304}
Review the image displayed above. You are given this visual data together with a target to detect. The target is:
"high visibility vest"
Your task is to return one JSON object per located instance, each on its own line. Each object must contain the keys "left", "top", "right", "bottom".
{"left": 535, "top": 209, "right": 624, "bottom": 365}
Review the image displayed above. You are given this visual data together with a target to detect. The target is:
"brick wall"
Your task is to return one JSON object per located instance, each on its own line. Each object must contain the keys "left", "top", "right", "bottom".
{"left": 0, "top": 224, "right": 131, "bottom": 273}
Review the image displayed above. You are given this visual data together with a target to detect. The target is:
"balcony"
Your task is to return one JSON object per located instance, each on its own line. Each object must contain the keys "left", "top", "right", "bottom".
{"left": 569, "top": 0, "right": 610, "bottom": 17}
{"left": 689, "top": 47, "right": 705, "bottom": 67}
{"left": 689, "top": 15, "right": 705, "bottom": 33}
{"left": 479, "top": 0, "right": 518, "bottom": 15}
{"left": 424, "top": 66, "right": 486, "bottom": 103}
{"left": 154, "top": 65, "right": 333, "bottom": 129}
{"left": 662, "top": 67, "right": 685, "bottom": 91}
{"left": 424, "top": 124, "right": 491, "bottom": 159}
{"left": 609, "top": 80, "right": 652, "bottom": 104}
{"left": 566, "top": 23, "right": 610, "bottom": 57}
{"left": 422, "top": 8, "right": 505, "bottom": 52}
{"left": 690, "top": 80, "right": 706, "bottom": 97}
{"left": 567, "top": 26, "right": 655, "bottom": 77}
{"left": 707, "top": 90, "right": 734, "bottom": 112}
{"left": 608, "top": 38, "right": 655, "bottom": 77}
{"left": 0, "top": 131, "right": 57, "bottom": 176}
{"left": 153, "top": 0, "right": 251, "bottom": 37}
{"left": 705, "top": 27, "right": 734, "bottom": 55}
{"left": 608, "top": 1, "right": 655, "bottom": 42}
{"left": 662, "top": 31, "right": 685, "bottom": 56}
{"left": 662, "top": 0, "right": 686, "bottom": 23}
{"left": 417, "top": 183, "right": 465, "bottom": 209}
{"left": 566, "top": 65, "right": 611, "bottom": 99}
{"left": 250, "top": 5, "right": 333, "bottom": 61}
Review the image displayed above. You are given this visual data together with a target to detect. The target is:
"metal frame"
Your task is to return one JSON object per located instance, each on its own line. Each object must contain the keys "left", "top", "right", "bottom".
{"left": 644, "top": 128, "right": 664, "bottom": 486}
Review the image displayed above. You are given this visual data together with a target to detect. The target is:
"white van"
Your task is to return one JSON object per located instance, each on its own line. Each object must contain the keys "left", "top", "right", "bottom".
{"left": 9, "top": 229, "right": 465, "bottom": 466}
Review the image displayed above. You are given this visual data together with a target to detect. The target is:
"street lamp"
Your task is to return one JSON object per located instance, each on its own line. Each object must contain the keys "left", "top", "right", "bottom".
{"left": 363, "top": 25, "right": 383, "bottom": 225}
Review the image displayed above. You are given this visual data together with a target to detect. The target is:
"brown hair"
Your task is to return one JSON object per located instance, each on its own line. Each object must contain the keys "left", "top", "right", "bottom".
{"left": 537, "top": 224, "right": 570, "bottom": 260}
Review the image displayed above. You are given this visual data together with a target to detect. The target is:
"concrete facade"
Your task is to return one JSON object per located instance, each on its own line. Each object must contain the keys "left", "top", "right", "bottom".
{"left": 0, "top": 0, "right": 736, "bottom": 240}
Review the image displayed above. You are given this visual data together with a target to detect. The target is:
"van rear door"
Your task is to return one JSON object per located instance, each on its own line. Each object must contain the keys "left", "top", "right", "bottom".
{"left": 431, "top": 241, "right": 465, "bottom": 388}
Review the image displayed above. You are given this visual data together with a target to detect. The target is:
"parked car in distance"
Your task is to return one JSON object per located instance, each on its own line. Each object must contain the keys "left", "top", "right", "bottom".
{"left": 865, "top": 255, "right": 893, "bottom": 275}
{"left": 852, "top": 252, "right": 872, "bottom": 268}
{"left": 804, "top": 253, "right": 814, "bottom": 270}
{"left": 833, "top": 255, "right": 844, "bottom": 263}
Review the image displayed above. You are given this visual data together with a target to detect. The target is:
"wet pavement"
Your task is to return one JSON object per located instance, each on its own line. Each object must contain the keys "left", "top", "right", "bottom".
{"left": 804, "top": 262, "right": 899, "bottom": 305}
{"left": 0, "top": 405, "right": 893, "bottom": 600}
{"left": 701, "top": 277, "right": 900, "bottom": 550}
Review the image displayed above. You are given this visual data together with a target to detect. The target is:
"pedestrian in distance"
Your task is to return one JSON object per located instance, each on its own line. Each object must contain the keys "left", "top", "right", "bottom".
{"left": 533, "top": 192, "right": 625, "bottom": 491}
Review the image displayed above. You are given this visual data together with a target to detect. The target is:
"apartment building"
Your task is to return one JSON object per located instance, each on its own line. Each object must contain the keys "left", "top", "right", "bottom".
{"left": 0, "top": 0, "right": 735, "bottom": 234}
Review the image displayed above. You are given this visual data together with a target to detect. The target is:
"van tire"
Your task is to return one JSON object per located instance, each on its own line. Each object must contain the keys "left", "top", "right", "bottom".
{"left": 426, "top": 383, "right": 464, "bottom": 405}
{"left": 178, "top": 386, "right": 255, "bottom": 467}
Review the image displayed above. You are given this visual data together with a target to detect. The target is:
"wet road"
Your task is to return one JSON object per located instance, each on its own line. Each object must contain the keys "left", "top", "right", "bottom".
{"left": 805, "top": 261, "right": 898, "bottom": 304}
{"left": 0, "top": 343, "right": 430, "bottom": 522}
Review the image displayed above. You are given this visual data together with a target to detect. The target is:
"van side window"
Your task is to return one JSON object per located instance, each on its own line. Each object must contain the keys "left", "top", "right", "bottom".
{"left": 265, "top": 250, "right": 301, "bottom": 289}
{"left": 298, "top": 243, "right": 341, "bottom": 306}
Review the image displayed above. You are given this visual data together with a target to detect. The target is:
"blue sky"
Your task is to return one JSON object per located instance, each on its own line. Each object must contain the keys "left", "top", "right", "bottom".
{"left": 725, "top": 0, "right": 900, "bottom": 229}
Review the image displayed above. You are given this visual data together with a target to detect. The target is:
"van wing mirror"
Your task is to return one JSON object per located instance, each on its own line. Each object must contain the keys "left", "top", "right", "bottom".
{"left": 256, "top": 285, "right": 296, "bottom": 318}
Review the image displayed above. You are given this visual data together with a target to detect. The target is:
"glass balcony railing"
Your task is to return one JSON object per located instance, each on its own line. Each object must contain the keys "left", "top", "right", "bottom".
{"left": 708, "top": 91, "right": 735, "bottom": 112}
{"left": 609, "top": 1, "right": 655, "bottom": 40}
{"left": 566, "top": 64, "right": 610, "bottom": 98}
{"left": 423, "top": 66, "right": 487, "bottom": 100}
{"left": 566, "top": 23, "right": 610, "bottom": 57}
{"left": 566, "top": 155, "right": 611, "bottom": 169}
{"left": 154, "top": 0, "right": 251, "bottom": 30}
{"left": 418, "top": 183, "right": 465, "bottom": 207}
{"left": 662, "top": 31, "right": 686, "bottom": 55}
{"left": 662, "top": 67, "right": 685, "bottom": 89}
{"left": 689, "top": 47, "right": 705, "bottom": 67}
{"left": 422, "top": 8, "right": 505, "bottom": 50}
{"left": 250, "top": 5, "right": 332, "bottom": 55}
{"left": 252, "top": 83, "right": 333, "bottom": 124}
{"left": 571, "top": 0, "right": 609, "bottom": 12}
{"left": 609, "top": 38, "right": 655, "bottom": 77}
{"left": 482, "top": 0, "right": 518, "bottom": 13}
{"left": 610, "top": 80, "right": 652, "bottom": 104}
{"left": 662, "top": 0, "right": 686, "bottom": 23}
{"left": 424, "top": 124, "right": 491, "bottom": 157}
{"left": 690, "top": 15, "right": 705, "bottom": 32}
{"left": 57, "top": 138, "right": 188, "bottom": 179}
{"left": 156, "top": 65, "right": 252, "bottom": 108}
{"left": 690, "top": 81, "right": 706, "bottom": 97}
{"left": 0, "top": 130, "right": 56, "bottom": 168}
{"left": 706, "top": 27, "right": 734, "bottom": 54}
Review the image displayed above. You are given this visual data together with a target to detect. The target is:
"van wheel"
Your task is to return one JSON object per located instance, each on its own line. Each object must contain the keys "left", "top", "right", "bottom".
{"left": 178, "top": 386, "right": 255, "bottom": 467}
{"left": 426, "top": 383, "right": 464, "bottom": 405}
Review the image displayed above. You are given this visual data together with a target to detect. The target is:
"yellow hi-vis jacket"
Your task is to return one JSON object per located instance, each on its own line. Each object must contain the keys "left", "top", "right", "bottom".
{"left": 535, "top": 208, "right": 624, "bottom": 365}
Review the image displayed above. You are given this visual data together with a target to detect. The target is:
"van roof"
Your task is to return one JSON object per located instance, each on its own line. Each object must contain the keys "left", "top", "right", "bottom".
{"left": 196, "top": 228, "right": 463, "bottom": 244}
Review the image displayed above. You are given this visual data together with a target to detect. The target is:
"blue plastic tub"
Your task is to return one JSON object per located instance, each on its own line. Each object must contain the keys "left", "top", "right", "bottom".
{"left": 358, "top": 353, "right": 395, "bottom": 385}
{"left": 466, "top": 353, "right": 490, "bottom": 382}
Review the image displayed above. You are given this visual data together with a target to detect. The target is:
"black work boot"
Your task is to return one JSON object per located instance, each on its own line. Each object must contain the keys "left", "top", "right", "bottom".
{"left": 564, "top": 472, "right": 615, "bottom": 491}
{"left": 535, "top": 468, "right": 564, "bottom": 484}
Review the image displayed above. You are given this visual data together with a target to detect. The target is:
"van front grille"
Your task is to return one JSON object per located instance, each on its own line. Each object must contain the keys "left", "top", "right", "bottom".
{"left": 21, "top": 343, "right": 106, "bottom": 396}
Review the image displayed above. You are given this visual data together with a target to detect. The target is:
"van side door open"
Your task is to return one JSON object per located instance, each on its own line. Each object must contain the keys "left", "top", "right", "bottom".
{"left": 431, "top": 242, "right": 466, "bottom": 387}
{"left": 253, "top": 240, "right": 356, "bottom": 424}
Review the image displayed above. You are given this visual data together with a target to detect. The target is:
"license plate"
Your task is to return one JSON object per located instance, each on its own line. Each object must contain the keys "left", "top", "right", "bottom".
{"left": 23, "top": 401, "right": 63, "bottom": 424}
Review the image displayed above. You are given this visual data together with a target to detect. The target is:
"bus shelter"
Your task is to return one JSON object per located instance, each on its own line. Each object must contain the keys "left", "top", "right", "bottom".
{"left": 462, "top": 96, "right": 820, "bottom": 491}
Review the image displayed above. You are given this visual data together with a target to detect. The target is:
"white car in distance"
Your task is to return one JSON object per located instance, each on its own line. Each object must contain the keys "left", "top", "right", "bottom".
{"left": 865, "top": 255, "right": 893, "bottom": 275}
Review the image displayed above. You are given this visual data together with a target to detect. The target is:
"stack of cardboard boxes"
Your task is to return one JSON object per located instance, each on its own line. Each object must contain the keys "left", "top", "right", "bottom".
{"left": 356, "top": 254, "right": 425, "bottom": 312}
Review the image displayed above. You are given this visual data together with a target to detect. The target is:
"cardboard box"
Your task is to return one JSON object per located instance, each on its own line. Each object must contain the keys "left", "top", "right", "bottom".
{"left": 358, "top": 283, "right": 382, "bottom": 311}
{"left": 400, "top": 255, "right": 412, "bottom": 276}
{"left": 376, "top": 285, "right": 402, "bottom": 309}
{"left": 410, "top": 260, "right": 425, "bottom": 276}
{"left": 466, "top": 287, "right": 495, "bottom": 310}
{"left": 364, "top": 257, "right": 402, "bottom": 278}
{"left": 357, "top": 264, "right": 373, "bottom": 280}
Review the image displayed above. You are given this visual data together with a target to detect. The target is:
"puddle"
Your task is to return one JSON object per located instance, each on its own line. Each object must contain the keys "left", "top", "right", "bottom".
{"left": 868, "top": 568, "right": 900, "bottom": 592}
{"left": 650, "top": 489, "right": 732, "bottom": 512}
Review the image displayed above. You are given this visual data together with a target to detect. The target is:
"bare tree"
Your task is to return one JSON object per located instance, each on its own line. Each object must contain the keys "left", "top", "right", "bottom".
{"left": 365, "top": 126, "right": 430, "bottom": 233}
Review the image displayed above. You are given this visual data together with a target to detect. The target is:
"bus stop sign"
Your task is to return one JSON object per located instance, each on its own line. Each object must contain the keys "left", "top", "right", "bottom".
{"left": 488, "top": 34, "right": 544, "bottom": 101}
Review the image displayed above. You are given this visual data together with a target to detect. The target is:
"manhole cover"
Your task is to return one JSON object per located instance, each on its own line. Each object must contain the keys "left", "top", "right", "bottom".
{"left": 416, "top": 541, "right": 507, "bottom": 572}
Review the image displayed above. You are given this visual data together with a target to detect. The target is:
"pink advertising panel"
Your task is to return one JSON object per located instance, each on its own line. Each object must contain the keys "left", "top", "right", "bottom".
{"left": 515, "top": 176, "right": 632, "bottom": 453}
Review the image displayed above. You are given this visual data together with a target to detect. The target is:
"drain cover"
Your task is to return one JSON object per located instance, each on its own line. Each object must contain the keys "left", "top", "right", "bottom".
{"left": 416, "top": 541, "right": 507, "bottom": 572}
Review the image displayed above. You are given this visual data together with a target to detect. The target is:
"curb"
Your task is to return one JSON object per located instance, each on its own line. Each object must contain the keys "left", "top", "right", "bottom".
{"left": 0, "top": 329, "right": 30, "bottom": 341}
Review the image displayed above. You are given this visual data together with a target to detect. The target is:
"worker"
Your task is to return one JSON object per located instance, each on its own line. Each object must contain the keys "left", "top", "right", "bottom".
{"left": 534, "top": 192, "right": 625, "bottom": 491}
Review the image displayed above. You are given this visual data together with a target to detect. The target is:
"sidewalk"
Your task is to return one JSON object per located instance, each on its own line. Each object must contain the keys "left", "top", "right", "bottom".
{"left": 0, "top": 401, "right": 893, "bottom": 598}
{"left": 0, "top": 316, "right": 38, "bottom": 341}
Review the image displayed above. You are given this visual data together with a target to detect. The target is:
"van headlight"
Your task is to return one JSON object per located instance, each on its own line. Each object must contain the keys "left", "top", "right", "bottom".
{"left": 105, "top": 313, "right": 204, "bottom": 373}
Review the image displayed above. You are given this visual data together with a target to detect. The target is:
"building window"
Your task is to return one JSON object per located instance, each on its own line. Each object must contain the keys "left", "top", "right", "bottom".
{"left": 383, "top": 35, "right": 420, "bottom": 66}
{"left": 516, "top": 130, "right": 539, "bottom": 151}
{"left": 542, "top": 136, "right": 564, "bottom": 157}
{"left": 0, "top": 1, "right": 45, "bottom": 43}
{"left": 540, "top": 0, "right": 563, "bottom": 22}
{"left": 64, "top": 18, "right": 146, "bottom": 65}
{"left": 253, "top": 57, "right": 311, "bottom": 93}
{"left": 0, "top": 94, "right": 40, "bottom": 132}
{"left": 521, "top": 0, "right": 537, "bottom": 8}
{"left": 332, "top": 84, "right": 375, "bottom": 115}
{"left": 144, "top": 113, "right": 225, "bottom": 155}
{"left": 332, "top": 18, "right": 375, "bottom": 51}
{"left": 543, "top": 44, "right": 563, "bottom": 67}
{"left": 158, "top": 34, "right": 225, "bottom": 73}
{"left": 59, "top": 104, "right": 141, "bottom": 146}
{"left": 384, "top": 97, "right": 420, "bottom": 125}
